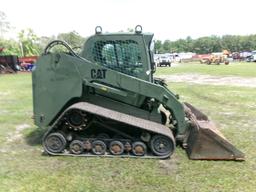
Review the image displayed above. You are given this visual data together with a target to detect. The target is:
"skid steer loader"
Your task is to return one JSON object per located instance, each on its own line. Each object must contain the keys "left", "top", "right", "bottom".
{"left": 32, "top": 26, "right": 244, "bottom": 160}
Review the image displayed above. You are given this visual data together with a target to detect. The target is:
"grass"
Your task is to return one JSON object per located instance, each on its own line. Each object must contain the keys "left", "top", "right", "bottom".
{"left": 0, "top": 66, "right": 255, "bottom": 192}
{"left": 156, "top": 61, "right": 256, "bottom": 77}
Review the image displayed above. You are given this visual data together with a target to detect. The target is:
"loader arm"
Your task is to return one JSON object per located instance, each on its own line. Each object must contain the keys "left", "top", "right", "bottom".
{"left": 77, "top": 57, "right": 188, "bottom": 136}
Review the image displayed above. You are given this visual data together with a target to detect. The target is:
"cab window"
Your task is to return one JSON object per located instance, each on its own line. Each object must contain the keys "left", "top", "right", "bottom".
{"left": 92, "top": 40, "right": 143, "bottom": 77}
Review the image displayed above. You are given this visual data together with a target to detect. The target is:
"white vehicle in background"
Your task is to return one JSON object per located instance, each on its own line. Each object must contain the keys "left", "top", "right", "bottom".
{"left": 171, "top": 53, "right": 181, "bottom": 62}
{"left": 155, "top": 54, "right": 171, "bottom": 67}
{"left": 246, "top": 51, "right": 256, "bottom": 62}
{"left": 154, "top": 55, "right": 159, "bottom": 64}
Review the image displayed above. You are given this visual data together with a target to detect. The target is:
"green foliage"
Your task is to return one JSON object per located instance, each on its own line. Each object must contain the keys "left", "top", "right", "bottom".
{"left": 0, "top": 38, "right": 20, "bottom": 56}
{"left": 0, "top": 11, "right": 20, "bottom": 56}
{"left": 162, "top": 40, "right": 171, "bottom": 52}
{"left": 0, "top": 30, "right": 86, "bottom": 56}
{"left": 18, "top": 28, "right": 40, "bottom": 56}
{"left": 41, "top": 31, "right": 86, "bottom": 54}
{"left": 37, "top": 35, "right": 56, "bottom": 54}
{"left": 154, "top": 40, "right": 162, "bottom": 53}
{"left": 57, "top": 31, "right": 86, "bottom": 49}
{"left": 156, "top": 35, "right": 256, "bottom": 54}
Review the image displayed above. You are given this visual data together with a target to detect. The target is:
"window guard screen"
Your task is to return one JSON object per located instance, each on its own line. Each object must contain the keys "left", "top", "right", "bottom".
{"left": 92, "top": 40, "right": 143, "bottom": 77}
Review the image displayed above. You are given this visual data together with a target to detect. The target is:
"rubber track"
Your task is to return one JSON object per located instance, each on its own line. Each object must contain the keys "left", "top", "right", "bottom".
{"left": 43, "top": 102, "right": 175, "bottom": 159}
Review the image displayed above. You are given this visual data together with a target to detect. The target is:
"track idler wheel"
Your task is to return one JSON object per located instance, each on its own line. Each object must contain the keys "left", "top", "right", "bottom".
{"left": 44, "top": 132, "right": 67, "bottom": 153}
{"left": 91, "top": 140, "right": 106, "bottom": 155}
{"left": 69, "top": 140, "right": 84, "bottom": 154}
{"left": 150, "top": 135, "right": 175, "bottom": 157}
{"left": 109, "top": 141, "right": 124, "bottom": 155}
{"left": 66, "top": 109, "right": 90, "bottom": 131}
{"left": 132, "top": 141, "right": 147, "bottom": 156}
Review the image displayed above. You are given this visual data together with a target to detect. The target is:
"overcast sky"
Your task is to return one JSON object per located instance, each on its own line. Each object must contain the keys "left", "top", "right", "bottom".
{"left": 1, "top": 0, "right": 256, "bottom": 41}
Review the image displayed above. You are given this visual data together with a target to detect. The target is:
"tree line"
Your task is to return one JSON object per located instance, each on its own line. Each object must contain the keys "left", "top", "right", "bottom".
{"left": 0, "top": 29, "right": 86, "bottom": 57}
{"left": 2, "top": 29, "right": 256, "bottom": 57}
{"left": 1, "top": 11, "right": 256, "bottom": 57}
{"left": 0, "top": 11, "right": 86, "bottom": 57}
{"left": 155, "top": 35, "right": 256, "bottom": 54}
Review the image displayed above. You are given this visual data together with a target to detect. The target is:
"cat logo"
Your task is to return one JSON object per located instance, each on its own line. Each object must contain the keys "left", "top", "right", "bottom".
{"left": 91, "top": 69, "right": 107, "bottom": 79}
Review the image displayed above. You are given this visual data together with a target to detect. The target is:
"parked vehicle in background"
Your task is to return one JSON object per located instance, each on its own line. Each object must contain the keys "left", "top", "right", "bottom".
{"left": 193, "top": 54, "right": 211, "bottom": 63}
{"left": 246, "top": 51, "right": 256, "bottom": 62}
{"left": 240, "top": 51, "right": 252, "bottom": 60}
{"left": 19, "top": 56, "right": 38, "bottom": 71}
{"left": 156, "top": 55, "right": 171, "bottom": 67}
{"left": 0, "top": 55, "right": 19, "bottom": 74}
{"left": 199, "top": 51, "right": 229, "bottom": 65}
{"left": 178, "top": 52, "right": 195, "bottom": 62}
{"left": 172, "top": 53, "right": 181, "bottom": 62}
{"left": 153, "top": 55, "right": 159, "bottom": 64}
{"left": 232, "top": 52, "right": 242, "bottom": 61}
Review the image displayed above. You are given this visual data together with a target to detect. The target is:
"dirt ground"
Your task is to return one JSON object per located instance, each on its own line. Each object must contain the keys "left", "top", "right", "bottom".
{"left": 7, "top": 124, "right": 30, "bottom": 143}
{"left": 158, "top": 74, "right": 256, "bottom": 88}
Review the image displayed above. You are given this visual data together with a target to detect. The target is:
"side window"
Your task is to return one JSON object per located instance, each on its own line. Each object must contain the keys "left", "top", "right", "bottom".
{"left": 92, "top": 40, "right": 143, "bottom": 77}
{"left": 102, "top": 44, "right": 117, "bottom": 66}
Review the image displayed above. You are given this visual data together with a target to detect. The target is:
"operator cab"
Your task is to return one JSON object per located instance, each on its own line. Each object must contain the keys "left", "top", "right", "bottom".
{"left": 80, "top": 25, "right": 155, "bottom": 82}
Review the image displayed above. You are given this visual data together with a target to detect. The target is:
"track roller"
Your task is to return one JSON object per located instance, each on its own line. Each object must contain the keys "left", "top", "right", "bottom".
{"left": 132, "top": 141, "right": 147, "bottom": 156}
{"left": 91, "top": 140, "right": 106, "bottom": 155}
{"left": 69, "top": 140, "right": 84, "bottom": 154}
{"left": 109, "top": 141, "right": 124, "bottom": 155}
